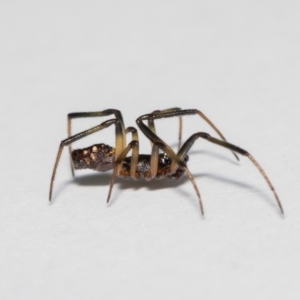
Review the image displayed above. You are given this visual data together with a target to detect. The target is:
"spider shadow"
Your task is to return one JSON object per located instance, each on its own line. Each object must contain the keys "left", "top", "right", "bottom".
{"left": 72, "top": 173, "right": 198, "bottom": 210}
{"left": 192, "top": 172, "right": 280, "bottom": 213}
{"left": 66, "top": 172, "right": 279, "bottom": 215}
{"left": 51, "top": 149, "right": 281, "bottom": 215}
{"left": 51, "top": 172, "right": 190, "bottom": 202}
{"left": 73, "top": 173, "right": 191, "bottom": 193}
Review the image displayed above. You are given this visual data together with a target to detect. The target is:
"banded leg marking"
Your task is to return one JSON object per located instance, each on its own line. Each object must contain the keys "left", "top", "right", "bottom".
{"left": 49, "top": 119, "right": 123, "bottom": 201}
{"left": 179, "top": 132, "right": 283, "bottom": 214}
{"left": 67, "top": 109, "right": 126, "bottom": 175}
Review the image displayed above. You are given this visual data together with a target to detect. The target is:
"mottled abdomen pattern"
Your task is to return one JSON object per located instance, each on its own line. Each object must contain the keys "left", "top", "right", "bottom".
{"left": 72, "top": 143, "right": 188, "bottom": 180}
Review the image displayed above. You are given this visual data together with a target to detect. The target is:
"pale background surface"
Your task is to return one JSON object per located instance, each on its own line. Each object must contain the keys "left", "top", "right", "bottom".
{"left": 1, "top": 1, "right": 299, "bottom": 299}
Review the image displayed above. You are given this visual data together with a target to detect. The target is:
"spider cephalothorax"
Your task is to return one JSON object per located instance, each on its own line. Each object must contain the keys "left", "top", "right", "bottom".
{"left": 120, "top": 153, "right": 189, "bottom": 180}
{"left": 49, "top": 108, "right": 283, "bottom": 215}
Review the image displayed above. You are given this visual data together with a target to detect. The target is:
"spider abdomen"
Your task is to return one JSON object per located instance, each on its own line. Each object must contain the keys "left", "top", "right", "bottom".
{"left": 72, "top": 143, "right": 115, "bottom": 172}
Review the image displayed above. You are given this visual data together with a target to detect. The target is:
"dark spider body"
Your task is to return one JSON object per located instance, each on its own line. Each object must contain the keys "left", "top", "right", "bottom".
{"left": 122, "top": 154, "right": 188, "bottom": 180}
{"left": 49, "top": 108, "right": 283, "bottom": 215}
{"left": 71, "top": 143, "right": 188, "bottom": 180}
{"left": 72, "top": 144, "right": 115, "bottom": 172}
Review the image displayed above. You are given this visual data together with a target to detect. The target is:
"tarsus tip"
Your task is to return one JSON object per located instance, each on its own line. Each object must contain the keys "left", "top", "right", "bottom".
{"left": 234, "top": 152, "right": 239, "bottom": 161}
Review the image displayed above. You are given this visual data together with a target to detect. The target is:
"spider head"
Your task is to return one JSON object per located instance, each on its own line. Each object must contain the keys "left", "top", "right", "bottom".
{"left": 72, "top": 143, "right": 116, "bottom": 172}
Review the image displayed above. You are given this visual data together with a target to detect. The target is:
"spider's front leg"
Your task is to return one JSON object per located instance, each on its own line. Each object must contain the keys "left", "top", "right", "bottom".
{"left": 147, "top": 108, "right": 183, "bottom": 150}
{"left": 136, "top": 108, "right": 280, "bottom": 215}
{"left": 137, "top": 108, "right": 239, "bottom": 163}
{"left": 136, "top": 110, "right": 205, "bottom": 214}
{"left": 178, "top": 132, "right": 284, "bottom": 214}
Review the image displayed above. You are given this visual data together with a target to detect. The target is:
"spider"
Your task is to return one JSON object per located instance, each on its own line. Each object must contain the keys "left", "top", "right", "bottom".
{"left": 49, "top": 108, "right": 283, "bottom": 215}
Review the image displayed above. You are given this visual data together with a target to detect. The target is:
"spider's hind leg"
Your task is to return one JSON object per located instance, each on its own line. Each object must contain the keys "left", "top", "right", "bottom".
{"left": 67, "top": 109, "right": 126, "bottom": 176}
{"left": 49, "top": 116, "right": 126, "bottom": 202}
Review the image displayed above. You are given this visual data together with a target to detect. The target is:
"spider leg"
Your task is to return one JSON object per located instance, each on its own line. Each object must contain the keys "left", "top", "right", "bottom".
{"left": 148, "top": 108, "right": 183, "bottom": 151}
{"left": 149, "top": 142, "right": 160, "bottom": 180}
{"left": 67, "top": 109, "right": 126, "bottom": 176}
{"left": 137, "top": 112, "right": 205, "bottom": 213}
{"left": 137, "top": 109, "right": 239, "bottom": 163}
{"left": 148, "top": 142, "right": 204, "bottom": 214}
{"left": 105, "top": 139, "right": 200, "bottom": 211}
{"left": 106, "top": 126, "right": 140, "bottom": 203}
{"left": 49, "top": 118, "right": 125, "bottom": 201}
{"left": 125, "top": 127, "right": 139, "bottom": 179}
{"left": 107, "top": 140, "right": 139, "bottom": 203}
{"left": 106, "top": 131, "right": 183, "bottom": 206}
{"left": 179, "top": 132, "right": 283, "bottom": 214}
